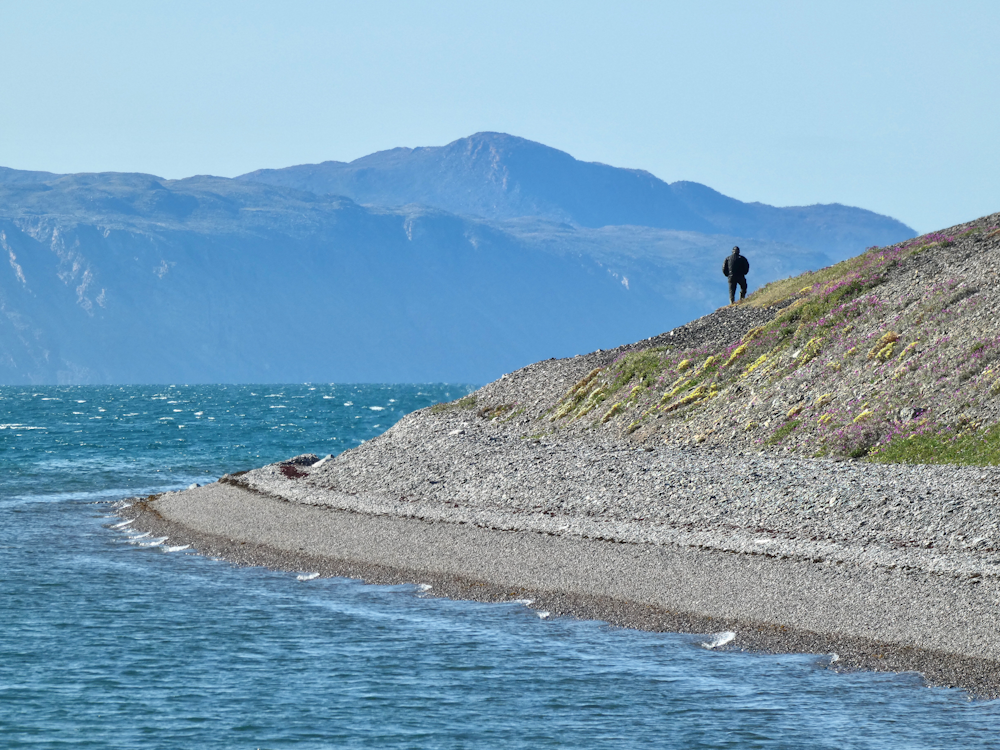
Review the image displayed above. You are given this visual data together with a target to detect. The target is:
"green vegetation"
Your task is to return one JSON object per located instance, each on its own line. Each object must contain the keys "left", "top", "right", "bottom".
{"left": 431, "top": 394, "right": 477, "bottom": 413}
{"left": 767, "top": 419, "right": 802, "bottom": 445}
{"left": 870, "top": 425, "right": 1000, "bottom": 466}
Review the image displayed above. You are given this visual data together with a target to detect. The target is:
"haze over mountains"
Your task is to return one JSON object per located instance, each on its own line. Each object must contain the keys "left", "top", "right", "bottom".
{"left": 0, "top": 133, "right": 915, "bottom": 384}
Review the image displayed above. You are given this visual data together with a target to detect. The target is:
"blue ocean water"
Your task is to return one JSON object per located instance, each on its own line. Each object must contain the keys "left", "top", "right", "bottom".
{"left": 2, "top": 384, "right": 999, "bottom": 749}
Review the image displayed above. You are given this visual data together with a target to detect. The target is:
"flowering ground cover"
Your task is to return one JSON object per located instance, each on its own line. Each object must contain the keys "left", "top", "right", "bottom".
{"left": 546, "top": 214, "right": 1000, "bottom": 465}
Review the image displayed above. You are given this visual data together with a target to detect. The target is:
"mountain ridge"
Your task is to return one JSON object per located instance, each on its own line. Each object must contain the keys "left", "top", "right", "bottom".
{"left": 236, "top": 132, "right": 915, "bottom": 254}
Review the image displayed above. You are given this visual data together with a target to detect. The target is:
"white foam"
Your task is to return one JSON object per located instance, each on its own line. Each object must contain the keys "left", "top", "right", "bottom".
{"left": 163, "top": 545, "right": 190, "bottom": 553}
{"left": 417, "top": 583, "right": 433, "bottom": 592}
{"left": 0, "top": 423, "right": 42, "bottom": 430}
{"left": 513, "top": 598, "right": 534, "bottom": 606}
{"left": 139, "top": 537, "right": 169, "bottom": 547}
{"left": 112, "top": 518, "right": 135, "bottom": 528}
{"left": 700, "top": 631, "right": 736, "bottom": 649}
{"left": 127, "top": 531, "right": 151, "bottom": 541}
{"left": 537, "top": 611, "right": 551, "bottom": 619}
{"left": 369, "top": 406, "right": 384, "bottom": 411}
{"left": 829, "top": 653, "right": 840, "bottom": 664}
{"left": 297, "top": 572, "right": 320, "bottom": 581}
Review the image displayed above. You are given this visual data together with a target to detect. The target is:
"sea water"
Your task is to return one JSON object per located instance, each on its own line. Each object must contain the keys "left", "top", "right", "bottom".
{"left": 1, "top": 384, "right": 999, "bottom": 749}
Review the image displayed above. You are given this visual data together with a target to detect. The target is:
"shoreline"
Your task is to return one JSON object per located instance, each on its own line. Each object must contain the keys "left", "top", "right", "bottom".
{"left": 124, "top": 288, "right": 1000, "bottom": 700}
{"left": 126, "top": 479, "right": 1000, "bottom": 698}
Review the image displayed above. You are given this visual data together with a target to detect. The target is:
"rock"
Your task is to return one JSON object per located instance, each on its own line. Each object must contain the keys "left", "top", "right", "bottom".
{"left": 283, "top": 453, "right": 321, "bottom": 466}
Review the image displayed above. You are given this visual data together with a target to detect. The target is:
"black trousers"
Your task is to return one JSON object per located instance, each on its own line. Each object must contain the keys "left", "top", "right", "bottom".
{"left": 728, "top": 276, "right": 747, "bottom": 303}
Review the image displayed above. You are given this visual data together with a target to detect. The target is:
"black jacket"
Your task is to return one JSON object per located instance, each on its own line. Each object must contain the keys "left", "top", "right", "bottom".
{"left": 723, "top": 253, "right": 749, "bottom": 279}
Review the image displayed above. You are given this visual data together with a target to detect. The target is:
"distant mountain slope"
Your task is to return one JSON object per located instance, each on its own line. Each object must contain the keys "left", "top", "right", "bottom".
{"left": 0, "top": 169, "right": 836, "bottom": 384}
{"left": 237, "top": 132, "right": 915, "bottom": 255}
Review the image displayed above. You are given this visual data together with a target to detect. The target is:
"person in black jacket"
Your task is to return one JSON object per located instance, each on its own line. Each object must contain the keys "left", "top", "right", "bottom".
{"left": 722, "top": 246, "right": 749, "bottom": 304}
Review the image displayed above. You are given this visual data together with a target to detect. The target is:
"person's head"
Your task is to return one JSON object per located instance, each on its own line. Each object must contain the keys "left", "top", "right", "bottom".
{"left": 732, "top": 246, "right": 740, "bottom": 255}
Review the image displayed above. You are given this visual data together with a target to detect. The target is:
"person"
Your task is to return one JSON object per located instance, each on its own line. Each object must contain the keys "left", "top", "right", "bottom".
{"left": 722, "top": 245, "right": 749, "bottom": 304}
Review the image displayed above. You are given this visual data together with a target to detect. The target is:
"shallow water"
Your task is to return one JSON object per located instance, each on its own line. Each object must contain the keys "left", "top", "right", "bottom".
{"left": 2, "top": 384, "right": 999, "bottom": 748}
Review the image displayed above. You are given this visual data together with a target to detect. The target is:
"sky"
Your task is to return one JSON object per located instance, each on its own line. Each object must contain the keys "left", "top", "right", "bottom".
{"left": 0, "top": 1, "right": 997, "bottom": 233}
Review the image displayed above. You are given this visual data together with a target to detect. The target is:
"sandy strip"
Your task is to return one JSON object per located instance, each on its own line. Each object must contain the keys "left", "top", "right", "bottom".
{"left": 128, "top": 481, "right": 1000, "bottom": 698}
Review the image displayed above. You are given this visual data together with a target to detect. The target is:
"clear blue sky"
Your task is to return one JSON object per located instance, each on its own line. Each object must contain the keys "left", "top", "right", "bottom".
{"left": 1, "top": 0, "right": 997, "bottom": 233}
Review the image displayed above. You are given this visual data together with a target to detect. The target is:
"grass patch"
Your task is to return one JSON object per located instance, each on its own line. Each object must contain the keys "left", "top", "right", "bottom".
{"left": 610, "top": 350, "right": 667, "bottom": 391}
{"left": 430, "top": 394, "right": 477, "bottom": 413}
{"left": 869, "top": 425, "right": 1000, "bottom": 466}
{"left": 766, "top": 419, "right": 802, "bottom": 445}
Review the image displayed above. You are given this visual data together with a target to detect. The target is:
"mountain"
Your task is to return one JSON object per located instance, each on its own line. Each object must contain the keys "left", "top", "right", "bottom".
{"left": 0, "top": 134, "right": 917, "bottom": 385}
{"left": 237, "top": 132, "right": 914, "bottom": 255}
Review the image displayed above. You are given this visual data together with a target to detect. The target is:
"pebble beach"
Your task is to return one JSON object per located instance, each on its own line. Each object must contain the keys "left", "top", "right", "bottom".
{"left": 129, "top": 296, "right": 1000, "bottom": 697}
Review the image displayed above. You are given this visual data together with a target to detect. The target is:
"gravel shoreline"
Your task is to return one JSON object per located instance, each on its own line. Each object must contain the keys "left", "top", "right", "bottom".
{"left": 127, "top": 301, "right": 1000, "bottom": 697}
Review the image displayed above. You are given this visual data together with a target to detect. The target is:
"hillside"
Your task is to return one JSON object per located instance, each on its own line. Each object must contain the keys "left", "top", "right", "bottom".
{"left": 238, "top": 132, "right": 915, "bottom": 255}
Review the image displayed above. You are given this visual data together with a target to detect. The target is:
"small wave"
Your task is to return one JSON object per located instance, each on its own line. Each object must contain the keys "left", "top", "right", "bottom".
{"left": 537, "top": 611, "right": 550, "bottom": 619}
{"left": 0, "top": 423, "right": 43, "bottom": 430}
{"left": 343, "top": 401, "right": 354, "bottom": 406}
{"left": 297, "top": 572, "right": 320, "bottom": 581}
{"left": 700, "top": 631, "right": 736, "bottom": 650}
{"left": 163, "top": 545, "right": 190, "bottom": 553}
{"left": 513, "top": 598, "right": 534, "bottom": 606}
{"left": 829, "top": 653, "right": 840, "bottom": 664}
{"left": 111, "top": 518, "right": 135, "bottom": 528}
{"left": 417, "top": 583, "right": 433, "bottom": 592}
{"left": 138, "top": 537, "right": 169, "bottom": 547}
{"left": 369, "top": 406, "right": 384, "bottom": 411}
